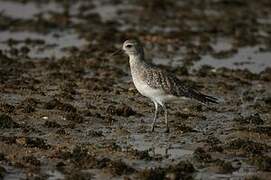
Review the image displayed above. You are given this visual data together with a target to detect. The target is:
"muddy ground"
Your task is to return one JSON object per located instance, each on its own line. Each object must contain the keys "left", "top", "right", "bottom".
{"left": 0, "top": 0, "right": 271, "bottom": 179}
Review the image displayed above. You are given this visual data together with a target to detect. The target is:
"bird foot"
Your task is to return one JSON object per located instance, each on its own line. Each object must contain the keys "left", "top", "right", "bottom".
{"left": 151, "top": 125, "right": 155, "bottom": 132}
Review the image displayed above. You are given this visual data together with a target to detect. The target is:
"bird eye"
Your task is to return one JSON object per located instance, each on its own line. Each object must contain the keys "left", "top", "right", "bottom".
{"left": 126, "top": 44, "right": 132, "bottom": 48}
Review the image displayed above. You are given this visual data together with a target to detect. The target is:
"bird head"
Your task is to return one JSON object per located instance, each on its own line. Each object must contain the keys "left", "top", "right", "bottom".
{"left": 122, "top": 39, "right": 144, "bottom": 57}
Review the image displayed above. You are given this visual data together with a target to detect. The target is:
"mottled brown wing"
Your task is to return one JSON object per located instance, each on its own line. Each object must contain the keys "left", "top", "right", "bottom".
{"left": 142, "top": 67, "right": 183, "bottom": 96}
{"left": 142, "top": 67, "right": 218, "bottom": 104}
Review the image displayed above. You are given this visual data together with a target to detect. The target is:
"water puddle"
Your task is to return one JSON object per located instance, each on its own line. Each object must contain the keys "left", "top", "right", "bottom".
{"left": 195, "top": 162, "right": 258, "bottom": 180}
{"left": 87, "top": 0, "right": 137, "bottom": 23}
{"left": 0, "top": 30, "right": 87, "bottom": 59}
{"left": 152, "top": 39, "right": 271, "bottom": 73}
{"left": 46, "top": 169, "right": 65, "bottom": 180}
{"left": 1, "top": 165, "right": 65, "bottom": 180}
{"left": 1, "top": 164, "right": 26, "bottom": 180}
{"left": 194, "top": 46, "right": 271, "bottom": 73}
{"left": 258, "top": 16, "right": 271, "bottom": 24}
{"left": 125, "top": 134, "right": 193, "bottom": 160}
{"left": 193, "top": 40, "right": 271, "bottom": 73}
{"left": 0, "top": 1, "right": 61, "bottom": 19}
{"left": 0, "top": 0, "right": 137, "bottom": 23}
{"left": 0, "top": 93, "right": 24, "bottom": 105}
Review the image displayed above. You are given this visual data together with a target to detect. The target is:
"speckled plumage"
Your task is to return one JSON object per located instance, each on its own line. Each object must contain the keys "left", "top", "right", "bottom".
{"left": 123, "top": 39, "right": 218, "bottom": 132}
{"left": 132, "top": 61, "right": 193, "bottom": 98}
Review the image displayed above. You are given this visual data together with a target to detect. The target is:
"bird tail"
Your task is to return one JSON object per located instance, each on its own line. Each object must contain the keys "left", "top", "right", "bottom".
{"left": 189, "top": 90, "right": 218, "bottom": 104}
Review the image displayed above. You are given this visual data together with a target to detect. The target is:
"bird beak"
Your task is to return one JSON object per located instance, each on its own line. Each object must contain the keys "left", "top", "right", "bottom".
{"left": 106, "top": 49, "right": 123, "bottom": 60}
{"left": 110, "top": 49, "right": 123, "bottom": 56}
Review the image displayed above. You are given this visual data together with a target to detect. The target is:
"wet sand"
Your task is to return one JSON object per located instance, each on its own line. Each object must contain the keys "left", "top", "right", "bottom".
{"left": 0, "top": 0, "right": 271, "bottom": 179}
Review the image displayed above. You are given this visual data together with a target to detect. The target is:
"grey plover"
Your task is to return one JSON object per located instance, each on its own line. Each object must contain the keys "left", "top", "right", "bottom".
{"left": 122, "top": 39, "right": 218, "bottom": 132}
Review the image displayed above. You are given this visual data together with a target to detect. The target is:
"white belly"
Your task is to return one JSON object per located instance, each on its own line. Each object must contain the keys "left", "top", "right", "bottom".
{"left": 132, "top": 75, "right": 177, "bottom": 104}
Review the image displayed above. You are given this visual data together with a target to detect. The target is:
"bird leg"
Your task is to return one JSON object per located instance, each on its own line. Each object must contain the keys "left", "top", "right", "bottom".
{"left": 151, "top": 101, "right": 159, "bottom": 132}
{"left": 162, "top": 105, "right": 169, "bottom": 133}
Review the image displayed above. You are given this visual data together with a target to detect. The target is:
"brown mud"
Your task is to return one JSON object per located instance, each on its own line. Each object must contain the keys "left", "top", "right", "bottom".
{"left": 0, "top": 0, "right": 271, "bottom": 179}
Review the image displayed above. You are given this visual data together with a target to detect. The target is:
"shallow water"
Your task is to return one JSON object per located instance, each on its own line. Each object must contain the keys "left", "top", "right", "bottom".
{"left": 124, "top": 133, "right": 194, "bottom": 159}
{"left": 0, "top": 0, "right": 271, "bottom": 179}
{"left": 1, "top": 164, "right": 26, "bottom": 180}
{"left": 0, "top": 30, "right": 87, "bottom": 58}
{"left": 193, "top": 45, "right": 271, "bottom": 73}
{"left": 0, "top": 1, "right": 61, "bottom": 19}
{"left": 153, "top": 41, "right": 271, "bottom": 74}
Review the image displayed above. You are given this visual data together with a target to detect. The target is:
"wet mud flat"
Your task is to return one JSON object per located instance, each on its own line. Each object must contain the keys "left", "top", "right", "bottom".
{"left": 0, "top": 0, "right": 271, "bottom": 179}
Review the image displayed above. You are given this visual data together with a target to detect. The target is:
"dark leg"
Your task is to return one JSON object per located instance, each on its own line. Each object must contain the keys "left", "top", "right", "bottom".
{"left": 162, "top": 104, "right": 169, "bottom": 133}
{"left": 151, "top": 101, "right": 159, "bottom": 132}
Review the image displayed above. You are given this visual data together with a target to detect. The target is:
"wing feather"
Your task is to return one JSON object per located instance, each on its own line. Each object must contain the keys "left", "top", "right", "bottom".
{"left": 141, "top": 66, "right": 218, "bottom": 104}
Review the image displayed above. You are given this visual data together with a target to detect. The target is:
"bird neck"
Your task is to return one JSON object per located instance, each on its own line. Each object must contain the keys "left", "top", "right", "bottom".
{"left": 128, "top": 53, "right": 145, "bottom": 67}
